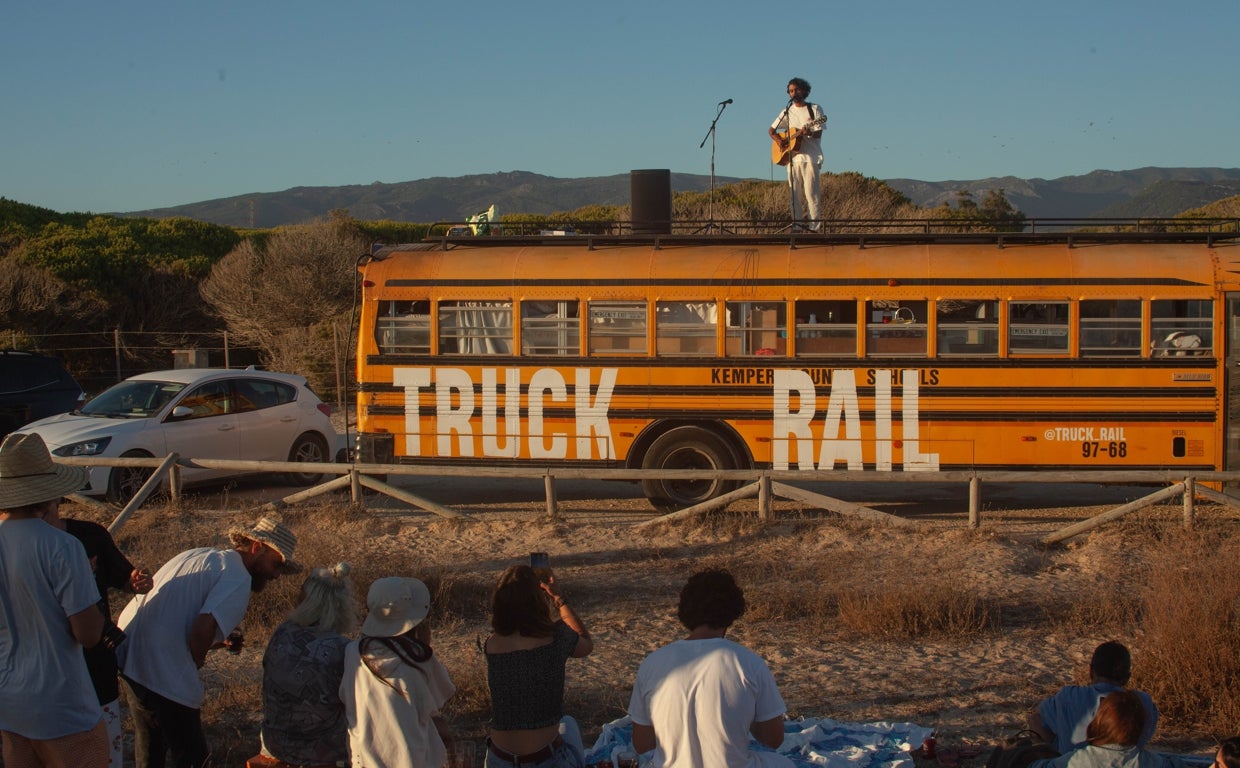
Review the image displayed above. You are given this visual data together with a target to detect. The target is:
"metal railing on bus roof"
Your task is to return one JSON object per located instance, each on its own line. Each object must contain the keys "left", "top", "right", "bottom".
{"left": 416, "top": 217, "right": 1240, "bottom": 251}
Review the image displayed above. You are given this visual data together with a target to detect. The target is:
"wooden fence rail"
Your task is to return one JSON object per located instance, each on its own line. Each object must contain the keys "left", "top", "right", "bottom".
{"left": 52, "top": 455, "right": 1240, "bottom": 544}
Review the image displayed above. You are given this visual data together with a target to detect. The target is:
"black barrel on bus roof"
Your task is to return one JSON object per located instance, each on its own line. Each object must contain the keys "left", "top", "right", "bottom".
{"left": 630, "top": 169, "right": 671, "bottom": 234}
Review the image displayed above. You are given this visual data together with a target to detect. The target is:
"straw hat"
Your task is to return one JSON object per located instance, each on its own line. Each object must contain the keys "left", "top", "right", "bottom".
{"left": 228, "top": 515, "right": 302, "bottom": 574}
{"left": 362, "top": 577, "right": 431, "bottom": 638}
{"left": 0, "top": 433, "right": 89, "bottom": 510}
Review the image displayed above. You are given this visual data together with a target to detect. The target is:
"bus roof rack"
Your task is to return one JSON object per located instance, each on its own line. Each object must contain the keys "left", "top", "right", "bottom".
{"left": 418, "top": 218, "right": 1240, "bottom": 249}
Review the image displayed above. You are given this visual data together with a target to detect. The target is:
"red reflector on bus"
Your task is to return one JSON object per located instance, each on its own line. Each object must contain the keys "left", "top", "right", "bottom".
{"left": 1021, "top": 436, "right": 1037, "bottom": 442}
{"left": 362, "top": 279, "right": 375, "bottom": 288}
{"left": 888, "top": 278, "right": 900, "bottom": 287}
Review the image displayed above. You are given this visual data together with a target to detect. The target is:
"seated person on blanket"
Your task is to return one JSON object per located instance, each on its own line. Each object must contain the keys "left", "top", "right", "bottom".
{"left": 1030, "top": 690, "right": 1179, "bottom": 768}
{"left": 627, "top": 569, "right": 794, "bottom": 768}
{"left": 1029, "top": 641, "right": 1158, "bottom": 753}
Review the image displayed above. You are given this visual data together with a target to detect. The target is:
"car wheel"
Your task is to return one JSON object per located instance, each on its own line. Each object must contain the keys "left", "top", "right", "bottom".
{"left": 106, "top": 450, "right": 155, "bottom": 505}
{"left": 640, "top": 426, "right": 740, "bottom": 513}
{"left": 285, "top": 433, "right": 327, "bottom": 486}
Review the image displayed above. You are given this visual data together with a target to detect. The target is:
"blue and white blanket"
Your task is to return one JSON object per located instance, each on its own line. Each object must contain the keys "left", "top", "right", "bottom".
{"left": 584, "top": 715, "right": 935, "bottom": 768}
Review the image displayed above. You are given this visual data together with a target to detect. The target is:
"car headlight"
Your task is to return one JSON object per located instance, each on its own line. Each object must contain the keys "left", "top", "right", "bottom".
{"left": 52, "top": 437, "right": 112, "bottom": 457}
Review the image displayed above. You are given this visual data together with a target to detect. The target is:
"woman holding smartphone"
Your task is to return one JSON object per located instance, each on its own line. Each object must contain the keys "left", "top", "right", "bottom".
{"left": 484, "top": 562, "right": 593, "bottom": 768}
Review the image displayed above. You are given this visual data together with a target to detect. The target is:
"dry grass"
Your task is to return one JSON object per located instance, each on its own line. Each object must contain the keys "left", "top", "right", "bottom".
{"left": 76, "top": 495, "right": 1240, "bottom": 765}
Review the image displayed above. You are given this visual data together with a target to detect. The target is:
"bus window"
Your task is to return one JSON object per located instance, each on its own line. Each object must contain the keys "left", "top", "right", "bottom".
{"left": 521, "top": 300, "right": 579, "bottom": 356}
{"left": 937, "top": 299, "right": 998, "bottom": 356}
{"left": 656, "top": 301, "right": 718, "bottom": 356}
{"left": 1152, "top": 299, "right": 1213, "bottom": 356}
{"left": 439, "top": 301, "right": 513, "bottom": 354}
{"left": 725, "top": 302, "right": 785, "bottom": 356}
{"left": 867, "top": 300, "right": 927, "bottom": 357}
{"left": 1080, "top": 300, "right": 1141, "bottom": 357}
{"left": 793, "top": 300, "right": 856, "bottom": 356}
{"left": 589, "top": 301, "right": 648, "bottom": 354}
{"left": 376, "top": 300, "right": 430, "bottom": 354}
{"left": 1009, "top": 302, "right": 1069, "bottom": 354}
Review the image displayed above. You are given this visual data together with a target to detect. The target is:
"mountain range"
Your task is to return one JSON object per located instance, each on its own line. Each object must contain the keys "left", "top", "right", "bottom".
{"left": 124, "top": 167, "right": 1240, "bottom": 228}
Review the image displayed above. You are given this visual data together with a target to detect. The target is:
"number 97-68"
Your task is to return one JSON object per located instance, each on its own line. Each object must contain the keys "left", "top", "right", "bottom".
{"left": 1082, "top": 441, "right": 1127, "bottom": 458}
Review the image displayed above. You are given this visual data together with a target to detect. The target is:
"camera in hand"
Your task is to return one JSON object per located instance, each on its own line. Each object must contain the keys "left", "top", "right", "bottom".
{"left": 100, "top": 622, "right": 126, "bottom": 651}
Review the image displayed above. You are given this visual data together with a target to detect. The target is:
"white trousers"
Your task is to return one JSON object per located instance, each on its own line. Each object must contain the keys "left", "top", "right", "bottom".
{"left": 787, "top": 154, "right": 822, "bottom": 230}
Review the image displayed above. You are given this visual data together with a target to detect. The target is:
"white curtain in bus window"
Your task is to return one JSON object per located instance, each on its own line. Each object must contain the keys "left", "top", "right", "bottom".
{"left": 656, "top": 301, "right": 718, "bottom": 356}
{"left": 724, "top": 302, "right": 786, "bottom": 356}
{"left": 588, "top": 301, "right": 648, "bottom": 354}
{"left": 1151, "top": 299, "right": 1213, "bottom": 356}
{"left": 439, "top": 301, "right": 513, "bottom": 354}
{"left": 377, "top": 300, "right": 431, "bottom": 354}
{"left": 521, "top": 300, "right": 580, "bottom": 356}
{"left": 936, "top": 299, "right": 999, "bottom": 356}
{"left": 866, "top": 300, "right": 927, "bottom": 356}
{"left": 793, "top": 300, "right": 856, "bottom": 356}
{"left": 1079, "top": 299, "right": 1141, "bottom": 357}
{"left": 1008, "top": 302, "right": 1069, "bottom": 354}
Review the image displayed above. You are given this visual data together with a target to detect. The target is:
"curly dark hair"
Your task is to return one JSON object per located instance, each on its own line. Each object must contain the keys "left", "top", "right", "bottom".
{"left": 787, "top": 77, "right": 811, "bottom": 96}
{"left": 677, "top": 569, "right": 746, "bottom": 631}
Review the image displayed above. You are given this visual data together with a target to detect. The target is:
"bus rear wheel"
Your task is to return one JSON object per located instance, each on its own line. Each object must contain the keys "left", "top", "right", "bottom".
{"left": 641, "top": 426, "right": 738, "bottom": 512}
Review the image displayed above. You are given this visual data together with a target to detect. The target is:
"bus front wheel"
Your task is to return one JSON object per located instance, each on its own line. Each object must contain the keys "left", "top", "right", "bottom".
{"left": 641, "top": 427, "right": 738, "bottom": 512}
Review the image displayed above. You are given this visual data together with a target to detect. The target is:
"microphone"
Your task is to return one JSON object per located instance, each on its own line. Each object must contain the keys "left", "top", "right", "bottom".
{"left": 720, "top": 98, "right": 733, "bottom": 105}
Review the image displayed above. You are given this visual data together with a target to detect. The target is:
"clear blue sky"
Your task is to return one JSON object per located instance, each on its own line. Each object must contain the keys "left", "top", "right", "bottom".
{"left": 3, "top": 0, "right": 1236, "bottom": 214}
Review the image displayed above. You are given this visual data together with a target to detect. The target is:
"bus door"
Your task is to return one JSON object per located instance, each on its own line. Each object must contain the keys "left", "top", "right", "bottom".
{"left": 1227, "top": 295, "right": 1240, "bottom": 471}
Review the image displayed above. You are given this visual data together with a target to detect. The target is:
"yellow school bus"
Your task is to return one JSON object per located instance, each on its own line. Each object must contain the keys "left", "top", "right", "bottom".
{"left": 355, "top": 222, "right": 1240, "bottom": 509}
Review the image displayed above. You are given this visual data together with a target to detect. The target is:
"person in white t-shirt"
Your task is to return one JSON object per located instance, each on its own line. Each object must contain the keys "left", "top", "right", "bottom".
{"left": 627, "top": 569, "right": 794, "bottom": 768}
{"left": 0, "top": 433, "right": 108, "bottom": 768}
{"left": 116, "top": 515, "right": 302, "bottom": 768}
{"left": 768, "top": 77, "right": 826, "bottom": 232}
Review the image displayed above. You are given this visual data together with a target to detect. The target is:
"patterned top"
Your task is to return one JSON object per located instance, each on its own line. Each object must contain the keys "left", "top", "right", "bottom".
{"left": 260, "top": 620, "right": 351, "bottom": 766}
{"left": 486, "top": 621, "right": 580, "bottom": 730}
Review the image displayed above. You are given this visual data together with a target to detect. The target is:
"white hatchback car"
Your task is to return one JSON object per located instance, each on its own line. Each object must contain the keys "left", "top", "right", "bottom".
{"left": 18, "top": 368, "right": 342, "bottom": 503}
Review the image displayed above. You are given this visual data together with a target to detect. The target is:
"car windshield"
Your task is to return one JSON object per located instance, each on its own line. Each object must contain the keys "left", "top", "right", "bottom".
{"left": 81, "top": 380, "right": 186, "bottom": 418}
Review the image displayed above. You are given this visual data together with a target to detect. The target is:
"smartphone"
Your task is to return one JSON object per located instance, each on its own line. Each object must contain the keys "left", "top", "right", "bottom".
{"left": 530, "top": 552, "right": 552, "bottom": 582}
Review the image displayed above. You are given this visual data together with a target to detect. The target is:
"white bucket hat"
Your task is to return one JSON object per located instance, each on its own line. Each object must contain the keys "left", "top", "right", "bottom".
{"left": 362, "top": 577, "right": 431, "bottom": 638}
{"left": 0, "top": 433, "right": 88, "bottom": 509}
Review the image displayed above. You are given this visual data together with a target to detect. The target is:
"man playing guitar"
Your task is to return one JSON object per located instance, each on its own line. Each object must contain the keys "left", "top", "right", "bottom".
{"left": 768, "top": 77, "right": 826, "bottom": 231}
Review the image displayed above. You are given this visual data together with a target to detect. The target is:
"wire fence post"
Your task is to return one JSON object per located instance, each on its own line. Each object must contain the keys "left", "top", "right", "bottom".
{"left": 223, "top": 330, "right": 230, "bottom": 369}
{"left": 114, "top": 327, "right": 122, "bottom": 382}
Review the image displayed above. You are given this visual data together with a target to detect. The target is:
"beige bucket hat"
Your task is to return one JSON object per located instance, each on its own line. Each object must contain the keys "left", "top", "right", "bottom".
{"left": 362, "top": 577, "right": 431, "bottom": 638}
{"left": 228, "top": 515, "right": 302, "bottom": 574}
{"left": 0, "top": 433, "right": 89, "bottom": 509}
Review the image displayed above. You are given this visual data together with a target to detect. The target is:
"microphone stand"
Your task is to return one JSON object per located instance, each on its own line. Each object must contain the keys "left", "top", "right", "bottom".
{"left": 695, "top": 100, "right": 731, "bottom": 234}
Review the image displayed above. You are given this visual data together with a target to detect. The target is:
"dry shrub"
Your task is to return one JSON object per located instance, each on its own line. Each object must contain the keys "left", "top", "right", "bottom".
{"left": 836, "top": 573, "right": 1001, "bottom": 640}
{"left": 1134, "top": 527, "right": 1240, "bottom": 736}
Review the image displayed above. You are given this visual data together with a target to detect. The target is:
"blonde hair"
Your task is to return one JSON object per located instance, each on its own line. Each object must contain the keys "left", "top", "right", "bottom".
{"left": 287, "top": 562, "right": 358, "bottom": 635}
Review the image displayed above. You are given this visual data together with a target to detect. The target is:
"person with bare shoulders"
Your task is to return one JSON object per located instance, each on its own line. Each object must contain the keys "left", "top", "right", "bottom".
{"left": 628, "top": 569, "right": 793, "bottom": 768}
{"left": 484, "top": 564, "right": 593, "bottom": 768}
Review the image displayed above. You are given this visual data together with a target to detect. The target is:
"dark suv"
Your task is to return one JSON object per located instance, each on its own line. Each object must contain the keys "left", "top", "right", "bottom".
{"left": 0, "top": 350, "right": 86, "bottom": 438}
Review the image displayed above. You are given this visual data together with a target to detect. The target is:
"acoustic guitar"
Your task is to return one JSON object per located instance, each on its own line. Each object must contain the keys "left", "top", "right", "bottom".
{"left": 770, "top": 115, "right": 828, "bottom": 166}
